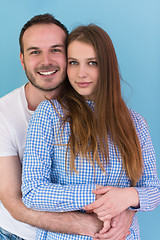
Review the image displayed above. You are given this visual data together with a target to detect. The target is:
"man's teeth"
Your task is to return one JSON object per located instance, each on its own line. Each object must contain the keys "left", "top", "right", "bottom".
{"left": 39, "top": 70, "right": 56, "bottom": 76}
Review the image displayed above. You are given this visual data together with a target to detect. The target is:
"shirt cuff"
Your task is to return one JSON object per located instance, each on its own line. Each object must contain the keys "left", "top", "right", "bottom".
{"left": 131, "top": 187, "right": 149, "bottom": 211}
{"left": 73, "top": 183, "right": 96, "bottom": 210}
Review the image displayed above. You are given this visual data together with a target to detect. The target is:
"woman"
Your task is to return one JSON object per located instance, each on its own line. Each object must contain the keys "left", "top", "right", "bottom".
{"left": 22, "top": 25, "right": 160, "bottom": 240}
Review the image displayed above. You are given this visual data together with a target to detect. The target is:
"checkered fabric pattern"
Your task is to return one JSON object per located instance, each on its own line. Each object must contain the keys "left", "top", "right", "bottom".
{"left": 22, "top": 100, "right": 160, "bottom": 240}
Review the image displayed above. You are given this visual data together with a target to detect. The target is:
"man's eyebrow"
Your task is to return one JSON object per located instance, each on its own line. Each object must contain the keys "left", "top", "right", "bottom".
{"left": 27, "top": 44, "right": 65, "bottom": 51}
{"left": 27, "top": 47, "right": 39, "bottom": 51}
{"left": 50, "top": 44, "right": 65, "bottom": 48}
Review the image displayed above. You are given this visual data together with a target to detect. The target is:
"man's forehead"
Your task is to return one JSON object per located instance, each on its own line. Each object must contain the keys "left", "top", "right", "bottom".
{"left": 24, "top": 23, "right": 66, "bottom": 39}
{"left": 23, "top": 24, "right": 66, "bottom": 48}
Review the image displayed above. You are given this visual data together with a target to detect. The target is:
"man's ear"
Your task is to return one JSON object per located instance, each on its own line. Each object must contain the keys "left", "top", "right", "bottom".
{"left": 20, "top": 52, "right": 25, "bottom": 70}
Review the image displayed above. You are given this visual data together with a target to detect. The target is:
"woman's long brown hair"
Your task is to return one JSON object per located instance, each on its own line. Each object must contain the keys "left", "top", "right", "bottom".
{"left": 56, "top": 24, "right": 143, "bottom": 186}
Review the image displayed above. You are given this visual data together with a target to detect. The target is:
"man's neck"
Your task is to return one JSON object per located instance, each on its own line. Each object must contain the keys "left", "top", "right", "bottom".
{"left": 25, "top": 82, "right": 63, "bottom": 111}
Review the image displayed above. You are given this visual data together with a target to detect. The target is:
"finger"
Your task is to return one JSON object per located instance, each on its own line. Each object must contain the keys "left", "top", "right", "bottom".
{"left": 98, "top": 226, "right": 119, "bottom": 239}
{"left": 99, "top": 224, "right": 110, "bottom": 234}
{"left": 110, "top": 214, "right": 121, "bottom": 228}
{"left": 94, "top": 233, "right": 107, "bottom": 239}
{"left": 103, "top": 229, "right": 129, "bottom": 240}
{"left": 111, "top": 219, "right": 117, "bottom": 227}
{"left": 92, "top": 186, "right": 112, "bottom": 195}
{"left": 85, "top": 209, "right": 93, "bottom": 213}
{"left": 83, "top": 199, "right": 103, "bottom": 211}
{"left": 95, "top": 231, "right": 127, "bottom": 240}
{"left": 94, "top": 232, "right": 110, "bottom": 239}
{"left": 92, "top": 205, "right": 106, "bottom": 215}
{"left": 126, "top": 231, "right": 131, "bottom": 236}
{"left": 97, "top": 209, "right": 109, "bottom": 217}
{"left": 93, "top": 238, "right": 107, "bottom": 240}
{"left": 99, "top": 227, "right": 107, "bottom": 234}
{"left": 98, "top": 214, "right": 111, "bottom": 222}
{"left": 93, "top": 237, "right": 102, "bottom": 240}
{"left": 94, "top": 238, "right": 111, "bottom": 240}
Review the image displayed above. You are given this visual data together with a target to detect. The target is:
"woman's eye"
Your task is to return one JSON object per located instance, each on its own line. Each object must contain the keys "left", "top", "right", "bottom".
{"left": 89, "top": 61, "right": 97, "bottom": 66}
{"left": 68, "top": 61, "right": 78, "bottom": 65}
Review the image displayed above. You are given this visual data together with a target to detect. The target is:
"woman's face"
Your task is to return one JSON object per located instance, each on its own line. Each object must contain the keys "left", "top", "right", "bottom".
{"left": 67, "top": 40, "right": 99, "bottom": 100}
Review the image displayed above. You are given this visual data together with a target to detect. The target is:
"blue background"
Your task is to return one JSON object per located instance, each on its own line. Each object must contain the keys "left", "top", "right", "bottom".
{"left": 0, "top": 0, "right": 159, "bottom": 239}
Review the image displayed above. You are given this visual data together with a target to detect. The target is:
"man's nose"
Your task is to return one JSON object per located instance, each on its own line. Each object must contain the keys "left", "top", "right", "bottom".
{"left": 41, "top": 52, "right": 52, "bottom": 65}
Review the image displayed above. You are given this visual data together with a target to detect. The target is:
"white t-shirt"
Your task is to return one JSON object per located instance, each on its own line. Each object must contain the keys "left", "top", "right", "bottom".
{"left": 0, "top": 85, "right": 36, "bottom": 240}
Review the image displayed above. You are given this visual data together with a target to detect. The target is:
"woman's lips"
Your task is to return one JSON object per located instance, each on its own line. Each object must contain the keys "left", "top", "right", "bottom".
{"left": 77, "top": 82, "right": 91, "bottom": 87}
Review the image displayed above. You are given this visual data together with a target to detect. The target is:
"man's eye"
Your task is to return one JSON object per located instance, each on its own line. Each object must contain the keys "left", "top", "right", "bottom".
{"left": 68, "top": 61, "right": 78, "bottom": 65}
{"left": 30, "top": 51, "right": 40, "bottom": 55}
{"left": 88, "top": 61, "right": 97, "bottom": 66}
{"left": 51, "top": 49, "right": 61, "bottom": 53}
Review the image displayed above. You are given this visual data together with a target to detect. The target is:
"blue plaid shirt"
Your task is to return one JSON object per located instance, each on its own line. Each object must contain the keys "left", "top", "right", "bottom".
{"left": 22, "top": 100, "right": 160, "bottom": 240}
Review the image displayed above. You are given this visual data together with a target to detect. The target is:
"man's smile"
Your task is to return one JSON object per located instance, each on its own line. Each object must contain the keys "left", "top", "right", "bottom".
{"left": 38, "top": 70, "right": 58, "bottom": 76}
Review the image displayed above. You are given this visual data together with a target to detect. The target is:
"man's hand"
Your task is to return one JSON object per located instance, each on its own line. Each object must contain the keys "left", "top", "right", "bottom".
{"left": 93, "top": 209, "right": 135, "bottom": 240}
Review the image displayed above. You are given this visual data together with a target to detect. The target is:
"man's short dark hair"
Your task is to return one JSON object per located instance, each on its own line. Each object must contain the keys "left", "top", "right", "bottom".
{"left": 19, "top": 13, "right": 68, "bottom": 53}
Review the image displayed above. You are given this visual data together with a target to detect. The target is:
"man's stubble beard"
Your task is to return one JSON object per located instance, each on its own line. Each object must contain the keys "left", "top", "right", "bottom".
{"left": 24, "top": 65, "right": 65, "bottom": 92}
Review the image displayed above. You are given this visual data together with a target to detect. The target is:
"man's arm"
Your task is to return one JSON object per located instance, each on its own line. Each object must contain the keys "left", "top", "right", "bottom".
{"left": 0, "top": 156, "right": 102, "bottom": 236}
{"left": 0, "top": 156, "right": 135, "bottom": 239}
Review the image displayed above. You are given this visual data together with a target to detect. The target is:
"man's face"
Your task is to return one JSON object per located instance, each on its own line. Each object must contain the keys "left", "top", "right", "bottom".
{"left": 20, "top": 24, "right": 67, "bottom": 92}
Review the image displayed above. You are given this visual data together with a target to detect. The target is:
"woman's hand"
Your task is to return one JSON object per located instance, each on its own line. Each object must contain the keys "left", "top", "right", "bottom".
{"left": 84, "top": 186, "right": 139, "bottom": 221}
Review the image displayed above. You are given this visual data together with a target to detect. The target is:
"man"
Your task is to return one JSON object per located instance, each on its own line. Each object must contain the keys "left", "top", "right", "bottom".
{"left": 0, "top": 14, "right": 133, "bottom": 240}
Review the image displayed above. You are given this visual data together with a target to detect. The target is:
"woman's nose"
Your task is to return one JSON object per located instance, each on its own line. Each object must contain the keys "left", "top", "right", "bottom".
{"left": 78, "top": 65, "right": 88, "bottom": 78}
